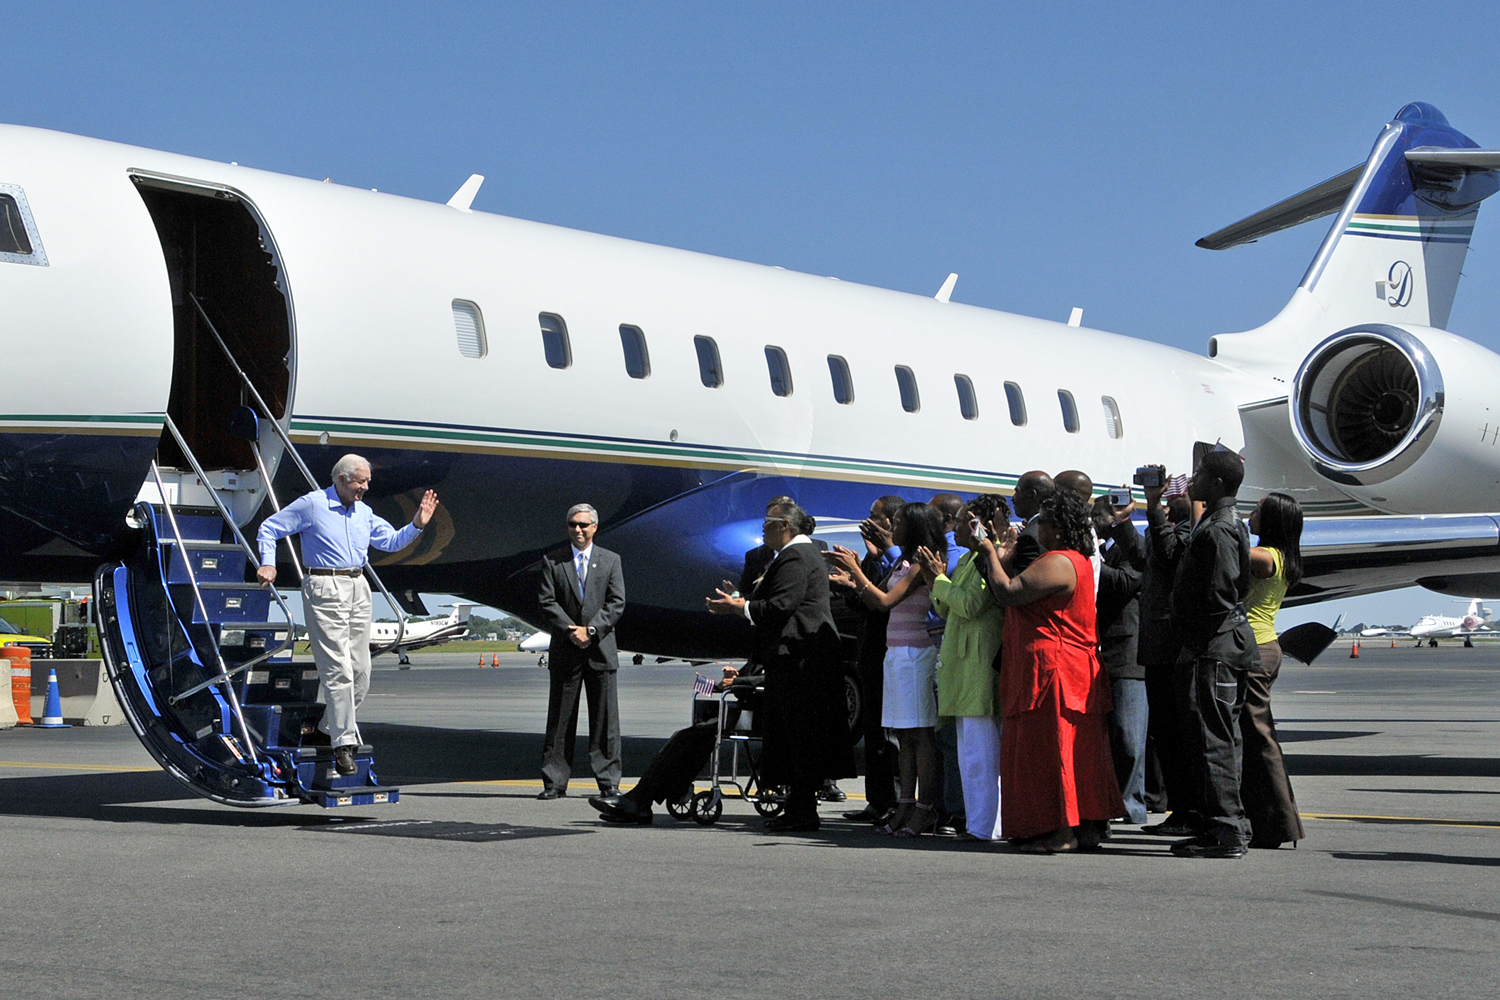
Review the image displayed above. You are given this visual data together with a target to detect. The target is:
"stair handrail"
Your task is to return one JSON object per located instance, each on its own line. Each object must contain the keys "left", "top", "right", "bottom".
{"left": 156, "top": 420, "right": 299, "bottom": 706}
{"left": 147, "top": 458, "right": 264, "bottom": 759}
{"left": 189, "top": 293, "right": 408, "bottom": 653}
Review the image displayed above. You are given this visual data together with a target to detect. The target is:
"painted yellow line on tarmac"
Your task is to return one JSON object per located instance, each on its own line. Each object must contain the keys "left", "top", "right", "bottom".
{"left": 0, "top": 760, "right": 154, "bottom": 773}
{"left": 1304, "top": 811, "right": 1500, "bottom": 830}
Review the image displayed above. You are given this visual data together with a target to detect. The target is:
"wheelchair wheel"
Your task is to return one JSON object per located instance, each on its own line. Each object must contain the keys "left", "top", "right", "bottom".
{"left": 752, "top": 787, "right": 786, "bottom": 818}
{"left": 665, "top": 791, "right": 695, "bottom": 820}
{"left": 692, "top": 790, "right": 722, "bottom": 825}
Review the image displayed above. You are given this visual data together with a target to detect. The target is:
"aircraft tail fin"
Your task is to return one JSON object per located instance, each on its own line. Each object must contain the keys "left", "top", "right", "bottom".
{"left": 1206, "top": 103, "right": 1500, "bottom": 373}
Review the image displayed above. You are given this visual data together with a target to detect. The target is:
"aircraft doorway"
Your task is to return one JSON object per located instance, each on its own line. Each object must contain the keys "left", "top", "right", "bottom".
{"left": 131, "top": 174, "right": 295, "bottom": 523}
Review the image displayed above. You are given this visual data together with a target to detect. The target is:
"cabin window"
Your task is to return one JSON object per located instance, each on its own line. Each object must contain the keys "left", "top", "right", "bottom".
{"left": 895, "top": 365, "right": 920, "bottom": 413}
{"left": 451, "top": 300, "right": 486, "bottom": 359}
{"left": 0, "top": 186, "right": 45, "bottom": 265}
{"left": 954, "top": 374, "right": 979, "bottom": 420}
{"left": 765, "top": 346, "right": 793, "bottom": 397}
{"left": 539, "top": 313, "right": 572, "bottom": 369}
{"left": 1004, "top": 382, "right": 1027, "bottom": 426}
{"left": 1058, "top": 389, "right": 1080, "bottom": 433}
{"left": 827, "top": 355, "right": 855, "bottom": 404}
{"left": 619, "top": 324, "right": 651, "bottom": 379}
{"left": 1101, "top": 396, "right": 1124, "bottom": 439}
{"left": 694, "top": 335, "right": 724, "bottom": 388}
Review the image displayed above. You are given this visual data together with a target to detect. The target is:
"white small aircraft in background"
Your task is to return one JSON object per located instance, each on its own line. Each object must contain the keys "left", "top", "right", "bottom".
{"left": 1408, "top": 598, "right": 1493, "bottom": 647}
{"left": 519, "top": 630, "right": 551, "bottom": 666}
{"left": 371, "top": 603, "right": 477, "bottom": 665}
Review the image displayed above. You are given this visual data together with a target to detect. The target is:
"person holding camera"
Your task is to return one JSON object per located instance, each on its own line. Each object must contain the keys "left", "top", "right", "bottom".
{"left": 1168, "top": 450, "right": 1259, "bottom": 859}
{"left": 1136, "top": 465, "right": 1199, "bottom": 837}
{"left": 1092, "top": 493, "right": 1150, "bottom": 825}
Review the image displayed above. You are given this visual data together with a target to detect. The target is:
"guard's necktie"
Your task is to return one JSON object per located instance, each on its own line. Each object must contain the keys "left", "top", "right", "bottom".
{"left": 576, "top": 552, "right": 588, "bottom": 598}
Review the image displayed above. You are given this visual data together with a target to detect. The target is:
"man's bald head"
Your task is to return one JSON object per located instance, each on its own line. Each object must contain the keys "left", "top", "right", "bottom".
{"left": 1012, "top": 471, "right": 1055, "bottom": 520}
{"left": 1055, "top": 470, "right": 1094, "bottom": 502}
{"left": 929, "top": 493, "right": 963, "bottom": 530}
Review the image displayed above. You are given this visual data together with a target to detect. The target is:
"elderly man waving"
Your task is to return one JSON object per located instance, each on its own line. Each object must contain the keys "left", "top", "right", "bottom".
{"left": 257, "top": 454, "right": 438, "bottom": 775}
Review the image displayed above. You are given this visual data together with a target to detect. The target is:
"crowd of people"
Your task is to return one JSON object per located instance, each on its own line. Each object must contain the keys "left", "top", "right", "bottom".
{"left": 567, "top": 451, "right": 1305, "bottom": 857}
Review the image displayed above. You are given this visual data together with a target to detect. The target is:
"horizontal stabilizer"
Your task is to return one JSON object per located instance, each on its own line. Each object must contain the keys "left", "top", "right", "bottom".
{"left": 1405, "top": 148, "right": 1500, "bottom": 170}
{"left": 1197, "top": 164, "right": 1364, "bottom": 250}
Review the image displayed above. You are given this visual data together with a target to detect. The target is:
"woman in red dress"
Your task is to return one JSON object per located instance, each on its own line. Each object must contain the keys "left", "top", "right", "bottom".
{"left": 980, "top": 489, "right": 1125, "bottom": 853}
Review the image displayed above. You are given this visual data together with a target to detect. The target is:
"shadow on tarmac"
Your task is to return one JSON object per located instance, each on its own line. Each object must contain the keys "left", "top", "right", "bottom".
{"left": 1286, "top": 754, "right": 1500, "bottom": 777}
{"left": 1328, "top": 851, "right": 1500, "bottom": 869}
{"left": 364, "top": 724, "right": 669, "bottom": 785}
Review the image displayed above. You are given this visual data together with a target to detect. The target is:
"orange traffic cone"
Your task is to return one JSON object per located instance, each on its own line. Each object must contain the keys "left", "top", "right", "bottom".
{"left": 5, "top": 644, "right": 32, "bottom": 725}
{"left": 1391, "top": 638, "right": 1396, "bottom": 648}
{"left": 490, "top": 653, "right": 500, "bottom": 668}
{"left": 479, "top": 652, "right": 486, "bottom": 668}
{"left": 1350, "top": 640, "right": 1360, "bottom": 658}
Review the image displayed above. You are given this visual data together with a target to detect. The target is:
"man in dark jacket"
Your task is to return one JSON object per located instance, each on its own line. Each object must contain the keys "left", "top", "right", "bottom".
{"left": 1168, "top": 450, "right": 1259, "bottom": 859}
{"left": 706, "top": 501, "right": 851, "bottom": 831}
{"left": 1093, "top": 496, "right": 1149, "bottom": 824}
{"left": 843, "top": 494, "right": 905, "bottom": 823}
{"left": 1005, "top": 470, "right": 1055, "bottom": 576}
{"left": 1139, "top": 479, "right": 1197, "bottom": 836}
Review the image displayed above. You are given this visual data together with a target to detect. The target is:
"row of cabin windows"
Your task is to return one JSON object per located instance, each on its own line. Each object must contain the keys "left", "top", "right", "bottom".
{"left": 450, "top": 301, "right": 1125, "bottom": 438}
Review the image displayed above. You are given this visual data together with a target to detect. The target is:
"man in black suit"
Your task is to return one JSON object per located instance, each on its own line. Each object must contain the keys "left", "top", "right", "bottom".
{"left": 1005, "top": 470, "right": 1056, "bottom": 575}
{"left": 536, "top": 502, "right": 627, "bottom": 799}
{"left": 1093, "top": 495, "right": 1149, "bottom": 823}
{"left": 706, "top": 500, "right": 851, "bottom": 831}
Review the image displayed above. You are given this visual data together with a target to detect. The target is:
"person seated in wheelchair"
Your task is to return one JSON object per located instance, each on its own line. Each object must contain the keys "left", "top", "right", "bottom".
{"left": 589, "top": 662, "right": 763, "bottom": 825}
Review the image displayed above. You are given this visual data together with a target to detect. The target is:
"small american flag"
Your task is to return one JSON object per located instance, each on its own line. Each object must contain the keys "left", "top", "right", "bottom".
{"left": 1164, "top": 473, "right": 1190, "bottom": 498}
{"left": 693, "top": 673, "right": 716, "bottom": 694}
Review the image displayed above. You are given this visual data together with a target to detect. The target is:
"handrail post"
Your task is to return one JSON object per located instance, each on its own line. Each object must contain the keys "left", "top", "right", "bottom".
{"left": 189, "top": 293, "right": 408, "bottom": 652}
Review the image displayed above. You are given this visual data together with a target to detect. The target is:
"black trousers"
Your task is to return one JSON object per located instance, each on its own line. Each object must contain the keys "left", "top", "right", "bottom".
{"left": 1144, "top": 661, "right": 1198, "bottom": 821}
{"left": 857, "top": 641, "right": 897, "bottom": 812}
{"left": 1173, "top": 656, "right": 1248, "bottom": 846}
{"left": 626, "top": 722, "right": 717, "bottom": 805}
{"left": 540, "top": 663, "right": 621, "bottom": 793}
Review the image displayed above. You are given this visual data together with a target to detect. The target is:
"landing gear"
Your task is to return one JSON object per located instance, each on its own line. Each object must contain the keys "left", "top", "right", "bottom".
{"left": 1429, "top": 638, "right": 1439, "bottom": 648}
{"left": 1464, "top": 636, "right": 1474, "bottom": 648}
{"left": 398, "top": 649, "right": 411, "bottom": 668}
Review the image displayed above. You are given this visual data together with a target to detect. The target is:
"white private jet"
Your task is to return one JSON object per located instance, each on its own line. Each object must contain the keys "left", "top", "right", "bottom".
{"left": 1409, "top": 599, "right": 1494, "bottom": 647}
{"left": 369, "top": 602, "right": 476, "bottom": 665}
{"left": 6, "top": 100, "right": 1499, "bottom": 805}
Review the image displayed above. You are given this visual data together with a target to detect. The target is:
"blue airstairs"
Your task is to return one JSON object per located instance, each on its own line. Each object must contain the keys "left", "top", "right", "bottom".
{"left": 95, "top": 482, "right": 399, "bottom": 808}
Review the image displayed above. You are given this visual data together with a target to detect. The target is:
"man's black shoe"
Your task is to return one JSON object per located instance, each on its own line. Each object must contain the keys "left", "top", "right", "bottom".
{"left": 333, "top": 746, "right": 357, "bottom": 776}
{"left": 764, "top": 813, "right": 820, "bottom": 833}
{"left": 536, "top": 788, "right": 567, "bottom": 800}
{"left": 1141, "top": 816, "right": 1199, "bottom": 837}
{"left": 1170, "top": 836, "right": 1247, "bottom": 859}
{"left": 842, "top": 804, "right": 889, "bottom": 822}
{"left": 590, "top": 793, "right": 652, "bottom": 825}
{"left": 817, "top": 782, "right": 847, "bottom": 803}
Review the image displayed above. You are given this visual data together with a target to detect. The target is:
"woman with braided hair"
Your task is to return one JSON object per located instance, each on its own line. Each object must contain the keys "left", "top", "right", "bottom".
{"left": 979, "top": 489, "right": 1125, "bottom": 853}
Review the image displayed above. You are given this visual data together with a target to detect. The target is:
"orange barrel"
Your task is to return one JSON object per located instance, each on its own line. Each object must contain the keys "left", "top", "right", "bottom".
{"left": 5, "top": 645, "right": 32, "bottom": 724}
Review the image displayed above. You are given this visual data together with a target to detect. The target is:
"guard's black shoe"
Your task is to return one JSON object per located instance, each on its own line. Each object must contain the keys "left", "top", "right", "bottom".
{"left": 817, "top": 782, "right": 848, "bottom": 803}
{"left": 536, "top": 787, "right": 567, "bottom": 800}
{"left": 333, "top": 746, "right": 357, "bottom": 776}
{"left": 1170, "top": 836, "right": 1247, "bottom": 859}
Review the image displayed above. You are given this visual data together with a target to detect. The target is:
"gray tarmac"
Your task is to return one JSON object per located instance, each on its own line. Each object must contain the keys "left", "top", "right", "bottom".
{"left": 2, "top": 642, "right": 1498, "bottom": 998}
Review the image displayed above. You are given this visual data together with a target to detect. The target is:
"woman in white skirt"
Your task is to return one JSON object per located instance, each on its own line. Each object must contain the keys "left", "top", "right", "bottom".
{"left": 829, "top": 502, "right": 949, "bottom": 837}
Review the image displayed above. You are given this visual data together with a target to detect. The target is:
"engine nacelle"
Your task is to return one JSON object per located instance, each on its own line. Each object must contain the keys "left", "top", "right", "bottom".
{"left": 1290, "top": 323, "right": 1500, "bottom": 513}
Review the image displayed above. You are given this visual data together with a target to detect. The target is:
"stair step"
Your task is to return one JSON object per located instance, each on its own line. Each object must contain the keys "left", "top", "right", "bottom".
{"left": 309, "top": 785, "right": 399, "bottom": 808}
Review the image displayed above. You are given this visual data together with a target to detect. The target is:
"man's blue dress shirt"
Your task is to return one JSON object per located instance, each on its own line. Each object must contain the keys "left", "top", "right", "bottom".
{"left": 257, "top": 485, "right": 420, "bottom": 569}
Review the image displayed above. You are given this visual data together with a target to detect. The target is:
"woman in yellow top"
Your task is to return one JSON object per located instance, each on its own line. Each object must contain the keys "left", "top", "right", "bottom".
{"left": 914, "top": 494, "right": 1008, "bottom": 841}
{"left": 1243, "top": 491, "right": 1306, "bottom": 849}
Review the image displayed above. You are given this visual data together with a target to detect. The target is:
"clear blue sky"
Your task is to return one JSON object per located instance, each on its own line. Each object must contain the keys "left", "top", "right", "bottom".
{"left": 14, "top": 2, "right": 1500, "bottom": 630}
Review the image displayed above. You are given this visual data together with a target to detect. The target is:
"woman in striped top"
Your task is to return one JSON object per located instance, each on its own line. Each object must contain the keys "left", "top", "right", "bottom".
{"left": 829, "top": 502, "right": 949, "bottom": 837}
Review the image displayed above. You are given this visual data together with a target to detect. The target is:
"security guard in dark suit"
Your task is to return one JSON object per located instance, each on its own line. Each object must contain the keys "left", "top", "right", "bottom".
{"left": 536, "top": 502, "right": 627, "bottom": 798}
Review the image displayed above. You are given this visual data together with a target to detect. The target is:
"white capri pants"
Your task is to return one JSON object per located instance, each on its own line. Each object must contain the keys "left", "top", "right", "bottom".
{"left": 957, "top": 715, "right": 1003, "bottom": 840}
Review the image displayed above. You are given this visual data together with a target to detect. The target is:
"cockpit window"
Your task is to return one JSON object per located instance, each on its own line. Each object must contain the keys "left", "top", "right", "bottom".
{"left": 0, "top": 186, "right": 46, "bottom": 265}
{"left": 0, "top": 196, "right": 32, "bottom": 255}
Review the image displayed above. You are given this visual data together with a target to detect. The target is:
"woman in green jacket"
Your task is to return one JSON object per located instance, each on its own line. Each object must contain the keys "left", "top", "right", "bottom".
{"left": 914, "top": 493, "right": 1008, "bottom": 840}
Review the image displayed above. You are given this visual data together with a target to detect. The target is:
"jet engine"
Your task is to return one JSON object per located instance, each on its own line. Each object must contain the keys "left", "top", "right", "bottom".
{"left": 1290, "top": 323, "right": 1500, "bottom": 513}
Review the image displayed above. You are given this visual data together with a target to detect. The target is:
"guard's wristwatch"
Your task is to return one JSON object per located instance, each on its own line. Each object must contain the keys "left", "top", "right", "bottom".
{"left": 587, "top": 626, "right": 598, "bottom": 638}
